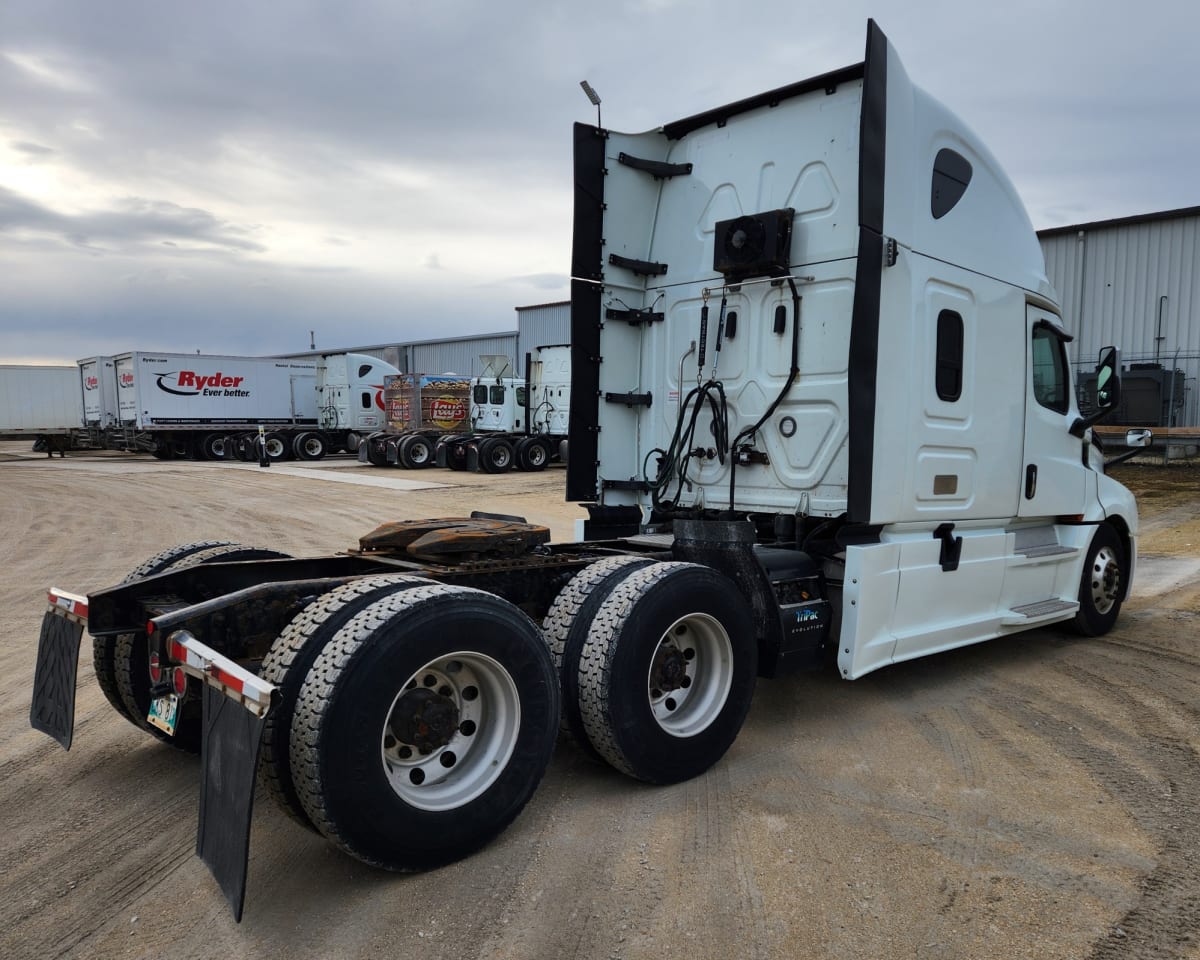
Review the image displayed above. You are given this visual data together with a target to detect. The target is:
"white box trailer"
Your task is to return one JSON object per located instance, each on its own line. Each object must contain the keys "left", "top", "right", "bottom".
{"left": 78, "top": 356, "right": 119, "bottom": 431}
{"left": 0, "top": 365, "right": 83, "bottom": 440}
{"left": 106, "top": 351, "right": 397, "bottom": 460}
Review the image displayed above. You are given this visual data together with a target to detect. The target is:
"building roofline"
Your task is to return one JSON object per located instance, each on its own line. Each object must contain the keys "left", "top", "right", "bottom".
{"left": 515, "top": 300, "right": 571, "bottom": 311}
{"left": 1038, "top": 205, "right": 1200, "bottom": 238}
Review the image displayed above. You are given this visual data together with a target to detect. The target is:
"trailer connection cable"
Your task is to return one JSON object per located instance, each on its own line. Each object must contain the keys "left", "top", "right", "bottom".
{"left": 727, "top": 278, "right": 802, "bottom": 514}
{"left": 645, "top": 378, "right": 729, "bottom": 514}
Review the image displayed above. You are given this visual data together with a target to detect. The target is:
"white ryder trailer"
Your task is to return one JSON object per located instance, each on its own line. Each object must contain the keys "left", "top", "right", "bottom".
{"left": 32, "top": 21, "right": 1144, "bottom": 921}
{"left": 108, "top": 351, "right": 397, "bottom": 460}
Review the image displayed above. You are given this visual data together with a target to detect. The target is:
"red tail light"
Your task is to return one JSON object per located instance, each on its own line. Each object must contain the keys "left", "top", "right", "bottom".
{"left": 172, "top": 667, "right": 188, "bottom": 697}
{"left": 149, "top": 652, "right": 162, "bottom": 683}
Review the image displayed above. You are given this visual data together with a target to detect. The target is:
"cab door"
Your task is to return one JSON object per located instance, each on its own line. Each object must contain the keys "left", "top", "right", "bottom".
{"left": 1018, "top": 306, "right": 1085, "bottom": 518}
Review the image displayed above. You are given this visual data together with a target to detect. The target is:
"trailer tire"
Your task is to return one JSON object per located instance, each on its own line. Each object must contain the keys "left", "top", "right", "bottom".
{"left": 515, "top": 436, "right": 549, "bottom": 472}
{"left": 478, "top": 437, "right": 515, "bottom": 473}
{"left": 201, "top": 433, "right": 227, "bottom": 460}
{"left": 259, "top": 574, "right": 426, "bottom": 830}
{"left": 264, "top": 432, "right": 290, "bottom": 462}
{"left": 399, "top": 434, "right": 434, "bottom": 469}
{"left": 439, "top": 438, "right": 469, "bottom": 471}
{"left": 290, "top": 584, "right": 558, "bottom": 871}
{"left": 577, "top": 562, "right": 757, "bottom": 784}
{"left": 114, "top": 543, "right": 292, "bottom": 752}
{"left": 90, "top": 539, "right": 238, "bottom": 726}
{"left": 293, "top": 431, "right": 327, "bottom": 461}
{"left": 542, "top": 555, "right": 656, "bottom": 756}
{"left": 1071, "top": 523, "right": 1127, "bottom": 637}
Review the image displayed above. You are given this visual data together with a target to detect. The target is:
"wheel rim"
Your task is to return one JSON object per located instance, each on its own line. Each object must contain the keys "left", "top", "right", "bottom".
{"left": 210, "top": 437, "right": 226, "bottom": 458}
{"left": 492, "top": 445, "right": 512, "bottom": 469}
{"left": 302, "top": 437, "right": 323, "bottom": 457}
{"left": 265, "top": 437, "right": 286, "bottom": 458}
{"left": 528, "top": 444, "right": 547, "bottom": 466}
{"left": 409, "top": 440, "right": 431, "bottom": 465}
{"left": 1090, "top": 544, "right": 1121, "bottom": 614}
{"left": 380, "top": 651, "right": 521, "bottom": 811}
{"left": 645, "top": 612, "right": 733, "bottom": 738}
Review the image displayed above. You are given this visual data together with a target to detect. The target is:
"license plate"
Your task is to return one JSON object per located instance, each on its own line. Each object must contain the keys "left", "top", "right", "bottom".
{"left": 148, "top": 694, "right": 180, "bottom": 736}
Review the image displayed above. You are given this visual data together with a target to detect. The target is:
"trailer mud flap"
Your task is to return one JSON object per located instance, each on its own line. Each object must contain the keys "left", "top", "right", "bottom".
{"left": 30, "top": 610, "right": 83, "bottom": 749}
{"left": 197, "top": 683, "right": 268, "bottom": 923}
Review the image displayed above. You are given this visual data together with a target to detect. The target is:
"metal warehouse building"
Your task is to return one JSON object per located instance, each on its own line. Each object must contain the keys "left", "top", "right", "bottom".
{"left": 1039, "top": 206, "right": 1199, "bottom": 427}
{"left": 279, "top": 302, "right": 571, "bottom": 379}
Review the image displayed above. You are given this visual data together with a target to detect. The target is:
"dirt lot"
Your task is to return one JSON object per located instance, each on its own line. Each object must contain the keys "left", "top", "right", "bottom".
{"left": 1, "top": 445, "right": 1198, "bottom": 960}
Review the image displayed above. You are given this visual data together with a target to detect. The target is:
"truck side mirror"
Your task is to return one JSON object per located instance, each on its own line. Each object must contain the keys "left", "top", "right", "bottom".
{"left": 1125, "top": 428, "right": 1152, "bottom": 448}
{"left": 1094, "top": 346, "right": 1121, "bottom": 410}
{"left": 1070, "top": 345, "right": 1122, "bottom": 438}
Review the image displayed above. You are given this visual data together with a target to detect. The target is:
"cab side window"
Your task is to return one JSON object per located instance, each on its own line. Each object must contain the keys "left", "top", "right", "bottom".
{"left": 1031, "top": 326, "right": 1069, "bottom": 414}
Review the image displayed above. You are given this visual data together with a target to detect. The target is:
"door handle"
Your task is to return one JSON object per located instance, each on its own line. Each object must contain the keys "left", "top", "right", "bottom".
{"left": 1024, "top": 464, "right": 1038, "bottom": 499}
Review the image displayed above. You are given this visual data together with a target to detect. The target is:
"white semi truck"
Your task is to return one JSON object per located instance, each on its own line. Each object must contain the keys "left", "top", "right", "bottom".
{"left": 106, "top": 351, "right": 397, "bottom": 460}
{"left": 31, "top": 21, "right": 1146, "bottom": 921}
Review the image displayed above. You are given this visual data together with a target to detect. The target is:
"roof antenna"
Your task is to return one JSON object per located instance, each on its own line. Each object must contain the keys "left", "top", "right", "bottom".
{"left": 309, "top": 330, "right": 316, "bottom": 350}
{"left": 579, "top": 80, "right": 601, "bottom": 128}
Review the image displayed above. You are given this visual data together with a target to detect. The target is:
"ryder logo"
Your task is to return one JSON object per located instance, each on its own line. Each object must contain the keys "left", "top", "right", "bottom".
{"left": 119, "top": 373, "right": 135, "bottom": 388}
{"left": 158, "top": 370, "right": 251, "bottom": 398}
{"left": 83, "top": 376, "right": 99, "bottom": 391}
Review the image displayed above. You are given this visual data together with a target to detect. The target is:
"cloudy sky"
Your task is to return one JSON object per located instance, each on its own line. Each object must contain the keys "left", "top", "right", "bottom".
{"left": 1, "top": 0, "right": 1196, "bottom": 363}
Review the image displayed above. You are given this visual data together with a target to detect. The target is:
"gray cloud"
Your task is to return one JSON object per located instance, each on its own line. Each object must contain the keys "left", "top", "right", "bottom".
{"left": 0, "top": 0, "right": 1196, "bottom": 360}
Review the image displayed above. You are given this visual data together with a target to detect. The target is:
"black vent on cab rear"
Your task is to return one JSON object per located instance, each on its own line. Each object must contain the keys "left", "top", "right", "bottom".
{"left": 713, "top": 208, "right": 795, "bottom": 282}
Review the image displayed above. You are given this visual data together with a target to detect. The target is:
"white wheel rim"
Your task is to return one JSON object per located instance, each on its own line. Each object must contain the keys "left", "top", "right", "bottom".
{"left": 302, "top": 437, "right": 323, "bottom": 457}
{"left": 265, "top": 437, "right": 285, "bottom": 457}
{"left": 410, "top": 441, "right": 430, "bottom": 464}
{"left": 646, "top": 613, "right": 733, "bottom": 738}
{"left": 528, "top": 444, "right": 546, "bottom": 466}
{"left": 1091, "top": 544, "right": 1121, "bottom": 614}
{"left": 380, "top": 651, "right": 520, "bottom": 811}
{"left": 493, "top": 445, "right": 511, "bottom": 468}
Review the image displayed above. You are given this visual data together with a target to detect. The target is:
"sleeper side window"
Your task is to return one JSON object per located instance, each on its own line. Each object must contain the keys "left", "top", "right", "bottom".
{"left": 1031, "top": 325, "right": 1069, "bottom": 414}
{"left": 935, "top": 309, "right": 963, "bottom": 402}
{"left": 931, "top": 148, "right": 972, "bottom": 219}
{"left": 361, "top": 391, "right": 371, "bottom": 409}
{"left": 489, "top": 385, "right": 506, "bottom": 405}
{"left": 473, "top": 385, "right": 488, "bottom": 404}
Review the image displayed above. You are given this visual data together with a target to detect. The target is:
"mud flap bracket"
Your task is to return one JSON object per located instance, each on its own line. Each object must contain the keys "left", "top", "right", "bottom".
{"left": 197, "top": 683, "right": 269, "bottom": 923}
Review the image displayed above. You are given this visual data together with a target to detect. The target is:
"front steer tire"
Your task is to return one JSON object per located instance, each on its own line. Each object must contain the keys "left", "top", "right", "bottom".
{"left": 577, "top": 562, "right": 757, "bottom": 784}
{"left": 289, "top": 583, "right": 559, "bottom": 871}
{"left": 1071, "top": 522, "right": 1128, "bottom": 637}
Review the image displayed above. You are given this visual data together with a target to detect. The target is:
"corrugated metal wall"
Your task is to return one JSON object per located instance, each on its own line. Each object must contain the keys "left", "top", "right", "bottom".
{"left": 1040, "top": 211, "right": 1200, "bottom": 426}
{"left": 405, "top": 333, "right": 518, "bottom": 378}
{"left": 517, "top": 302, "right": 571, "bottom": 361}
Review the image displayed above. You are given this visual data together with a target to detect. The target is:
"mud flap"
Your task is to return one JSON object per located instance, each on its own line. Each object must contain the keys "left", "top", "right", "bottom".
{"left": 197, "top": 683, "right": 268, "bottom": 923}
{"left": 30, "top": 611, "right": 83, "bottom": 749}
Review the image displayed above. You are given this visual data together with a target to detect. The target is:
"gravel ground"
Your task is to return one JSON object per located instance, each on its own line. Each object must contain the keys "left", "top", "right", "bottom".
{"left": 1, "top": 444, "right": 1198, "bottom": 960}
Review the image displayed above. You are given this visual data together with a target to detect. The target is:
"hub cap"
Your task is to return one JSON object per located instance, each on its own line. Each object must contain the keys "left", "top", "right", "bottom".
{"left": 380, "top": 652, "right": 520, "bottom": 811}
{"left": 1090, "top": 544, "right": 1121, "bottom": 614}
{"left": 646, "top": 613, "right": 733, "bottom": 738}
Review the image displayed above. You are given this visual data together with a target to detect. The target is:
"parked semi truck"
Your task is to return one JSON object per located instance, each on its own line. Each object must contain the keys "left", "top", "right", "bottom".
{"left": 104, "top": 350, "right": 397, "bottom": 460}
{"left": 31, "top": 21, "right": 1147, "bottom": 921}
{"left": 359, "top": 372, "right": 474, "bottom": 467}
{"left": 362, "top": 344, "right": 572, "bottom": 472}
{"left": 0, "top": 364, "right": 86, "bottom": 451}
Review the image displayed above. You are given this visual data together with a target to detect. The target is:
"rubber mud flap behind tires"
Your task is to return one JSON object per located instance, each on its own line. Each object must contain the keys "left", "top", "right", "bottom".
{"left": 1072, "top": 522, "right": 1127, "bottom": 637}
{"left": 541, "top": 555, "right": 656, "bottom": 757}
{"left": 577, "top": 561, "right": 757, "bottom": 784}
{"left": 258, "top": 574, "right": 426, "bottom": 831}
{"left": 289, "top": 583, "right": 559, "bottom": 871}
{"left": 114, "top": 543, "right": 291, "bottom": 752}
